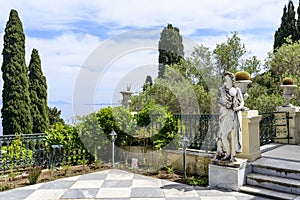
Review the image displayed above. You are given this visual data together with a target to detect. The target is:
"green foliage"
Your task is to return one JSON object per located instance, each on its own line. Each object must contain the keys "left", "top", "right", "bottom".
{"left": 186, "top": 176, "right": 208, "bottom": 186}
{"left": 75, "top": 113, "right": 110, "bottom": 161}
{"left": 96, "top": 106, "right": 136, "bottom": 147}
{"left": 29, "top": 48, "right": 49, "bottom": 133}
{"left": 46, "top": 123, "right": 93, "bottom": 165}
{"left": 27, "top": 166, "right": 42, "bottom": 184}
{"left": 158, "top": 24, "right": 184, "bottom": 78}
{"left": 1, "top": 9, "right": 32, "bottom": 135}
{"left": 48, "top": 107, "right": 64, "bottom": 126}
{"left": 151, "top": 113, "right": 179, "bottom": 150}
{"left": 267, "top": 37, "right": 300, "bottom": 80}
{"left": 213, "top": 31, "right": 246, "bottom": 74}
{"left": 247, "top": 84, "right": 285, "bottom": 113}
{"left": 1, "top": 136, "right": 33, "bottom": 162}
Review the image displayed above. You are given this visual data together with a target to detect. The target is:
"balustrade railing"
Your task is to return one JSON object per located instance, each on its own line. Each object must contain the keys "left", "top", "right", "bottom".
{"left": 174, "top": 114, "right": 219, "bottom": 151}
{"left": 0, "top": 133, "right": 47, "bottom": 172}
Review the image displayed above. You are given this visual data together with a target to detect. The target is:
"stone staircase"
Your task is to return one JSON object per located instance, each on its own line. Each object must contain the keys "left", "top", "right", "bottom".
{"left": 240, "top": 157, "right": 300, "bottom": 199}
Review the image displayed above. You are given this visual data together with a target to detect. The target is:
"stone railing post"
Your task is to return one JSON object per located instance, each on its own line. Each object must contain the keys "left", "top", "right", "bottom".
{"left": 236, "top": 110, "right": 262, "bottom": 162}
{"left": 275, "top": 107, "right": 300, "bottom": 144}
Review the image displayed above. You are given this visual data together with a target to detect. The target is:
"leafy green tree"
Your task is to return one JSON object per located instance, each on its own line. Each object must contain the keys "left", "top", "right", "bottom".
{"left": 213, "top": 31, "right": 246, "bottom": 74}
{"left": 265, "top": 37, "right": 300, "bottom": 105}
{"left": 48, "top": 107, "right": 64, "bottom": 125}
{"left": 1, "top": 9, "right": 32, "bottom": 135}
{"left": 274, "top": 1, "right": 296, "bottom": 49}
{"left": 28, "top": 48, "right": 49, "bottom": 133}
{"left": 267, "top": 37, "right": 300, "bottom": 80}
{"left": 247, "top": 72, "right": 284, "bottom": 113}
{"left": 158, "top": 24, "right": 184, "bottom": 78}
{"left": 96, "top": 106, "right": 135, "bottom": 147}
{"left": 75, "top": 113, "right": 110, "bottom": 161}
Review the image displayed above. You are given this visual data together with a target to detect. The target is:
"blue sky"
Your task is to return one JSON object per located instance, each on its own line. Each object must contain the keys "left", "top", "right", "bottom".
{"left": 0, "top": 0, "right": 293, "bottom": 122}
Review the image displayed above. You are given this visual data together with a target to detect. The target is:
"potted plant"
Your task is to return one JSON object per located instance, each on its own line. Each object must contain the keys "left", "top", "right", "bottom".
{"left": 280, "top": 77, "right": 297, "bottom": 107}
{"left": 235, "top": 71, "right": 252, "bottom": 110}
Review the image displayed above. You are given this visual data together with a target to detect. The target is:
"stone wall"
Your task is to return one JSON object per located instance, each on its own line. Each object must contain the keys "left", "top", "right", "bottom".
{"left": 164, "top": 150, "right": 213, "bottom": 176}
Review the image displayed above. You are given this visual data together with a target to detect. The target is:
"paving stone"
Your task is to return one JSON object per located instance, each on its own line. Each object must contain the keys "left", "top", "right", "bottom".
{"left": 61, "top": 188, "right": 99, "bottom": 198}
{"left": 0, "top": 189, "right": 35, "bottom": 200}
{"left": 24, "top": 189, "right": 67, "bottom": 200}
{"left": 78, "top": 173, "right": 107, "bottom": 180}
{"left": 70, "top": 180, "right": 104, "bottom": 189}
{"left": 0, "top": 169, "right": 264, "bottom": 200}
{"left": 39, "top": 180, "right": 75, "bottom": 189}
{"left": 96, "top": 187, "right": 131, "bottom": 198}
{"left": 131, "top": 187, "right": 164, "bottom": 198}
{"left": 102, "top": 180, "right": 132, "bottom": 187}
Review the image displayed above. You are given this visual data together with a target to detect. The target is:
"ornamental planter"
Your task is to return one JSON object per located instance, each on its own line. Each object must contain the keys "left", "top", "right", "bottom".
{"left": 280, "top": 84, "right": 297, "bottom": 107}
{"left": 235, "top": 80, "right": 252, "bottom": 101}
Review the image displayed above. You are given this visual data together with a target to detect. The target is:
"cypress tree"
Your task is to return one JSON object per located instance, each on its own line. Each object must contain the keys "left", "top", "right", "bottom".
{"left": 274, "top": 1, "right": 296, "bottom": 50}
{"left": 142, "top": 75, "right": 153, "bottom": 91}
{"left": 28, "top": 48, "right": 49, "bottom": 133}
{"left": 158, "top": 24, "right": 184, "bottom": 78}
{"left": 1, "top": 9, "right": 32, "bottom": 135}
{"left": 296, "top": 1, "right": 300, "bottom": 40}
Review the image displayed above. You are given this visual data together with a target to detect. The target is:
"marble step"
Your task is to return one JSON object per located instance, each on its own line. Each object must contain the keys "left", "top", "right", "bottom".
{"left": 252, "top": 157, "right": 300, "bottom": 180}
{"left": 247, "top": 173, "right": 300, "bottom": 195}
{"left": 240, "top": 185, "right": 299, "bottom": 200}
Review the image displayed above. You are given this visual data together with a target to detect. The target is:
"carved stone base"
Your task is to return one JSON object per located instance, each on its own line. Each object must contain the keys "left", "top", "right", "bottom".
{"left": 209, "top": 158, "right": 248, "bottom": 191}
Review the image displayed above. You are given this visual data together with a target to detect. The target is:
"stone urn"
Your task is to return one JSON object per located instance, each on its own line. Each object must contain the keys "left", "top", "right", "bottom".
{"left": 280, "top": 84, "right": 297, "bottom": 107}
{"left": 235, "top": 80, "right": 252, "bottom": 101}
{"left": 235, "top": 71, "right": 252, "bottom": 110}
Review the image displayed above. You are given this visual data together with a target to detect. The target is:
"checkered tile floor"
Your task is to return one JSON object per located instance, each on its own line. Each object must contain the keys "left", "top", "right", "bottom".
{"left": 0, "top": 169, "right": 267, "bottom": 200}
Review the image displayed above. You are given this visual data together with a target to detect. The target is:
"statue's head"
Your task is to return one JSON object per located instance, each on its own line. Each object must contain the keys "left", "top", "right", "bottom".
{"left": 223, "top": 72, "right": 235, "bottom": 87}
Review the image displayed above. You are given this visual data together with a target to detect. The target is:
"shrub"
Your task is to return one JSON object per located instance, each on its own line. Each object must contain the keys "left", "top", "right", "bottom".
{"left": 28, "top": 166, "right": 42, "bottom": 184}
{"left": 46, "top": 123, "right": 93, "bottom": 166}
{"left": 186, "top": 176, "right": 208, "bottom": 186}
{"left": 235, "top": 71, "right": 250, "bottom": 81}
{"left": 282, "top": 77, "right": 294, "bottom": 85}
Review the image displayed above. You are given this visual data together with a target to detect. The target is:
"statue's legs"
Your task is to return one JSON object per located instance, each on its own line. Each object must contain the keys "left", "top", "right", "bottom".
{"left": 230, "top": 129, "right": 236, "bottom": 162}
{"left": 221, "top": 130, "right": 231, "bottom": 158}
{"left": 214, "top": 138, "right": 224, "bottom": 160}
{"left": 220, "top": 118, "right": 234, "bottom": 161}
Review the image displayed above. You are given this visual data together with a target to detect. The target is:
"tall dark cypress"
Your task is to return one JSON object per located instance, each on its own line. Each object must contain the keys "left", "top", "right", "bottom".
{"left": 274, "top": 1, "right": 296, "bottom": 50}
{"left": 28, "top": 48, "right": 49, "bottom": 133}
{"left": 296, "top": 1, "right": 300, "bottom": 40}
{"left": 1, "top": 9, "right": 32, "bottom": 135}
{"left": 158, "top": 24, "right": 184, "bottom": 78}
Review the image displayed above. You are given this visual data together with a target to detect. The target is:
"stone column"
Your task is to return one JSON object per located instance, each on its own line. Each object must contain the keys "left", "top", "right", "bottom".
{"left": 236, "top": 110, "right": 262, "bottom": 162}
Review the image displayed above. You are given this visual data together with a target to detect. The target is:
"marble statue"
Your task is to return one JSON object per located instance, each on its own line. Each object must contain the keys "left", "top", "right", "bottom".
{"left": 215, "top": 72, "right": 244, "bottom": 162}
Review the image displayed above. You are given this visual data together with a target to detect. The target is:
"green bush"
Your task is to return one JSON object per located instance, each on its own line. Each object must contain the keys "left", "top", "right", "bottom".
{"left": 1, "top": 137, "right": 33, "bottom": 162}
{"left": 28, "top": 166, "right": 42, "bottom": 184}
{"left": 186, "top": 176, "right": 208, "bottom": 186}
{"left": 46, "top": 123, "right": 93, "bottom": 165}
{"left": 75, "top": 113, "right": 110, "bottom": 161}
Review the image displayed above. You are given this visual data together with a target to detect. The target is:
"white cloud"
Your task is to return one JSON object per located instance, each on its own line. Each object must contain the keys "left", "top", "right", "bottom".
{"left": 26, "top": 32, "right": 101, "bottom": 102}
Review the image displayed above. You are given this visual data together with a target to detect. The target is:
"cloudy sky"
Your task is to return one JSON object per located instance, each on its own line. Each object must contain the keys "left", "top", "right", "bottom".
{"left": 0, "top": 0, "right": 294, "bottom": 121}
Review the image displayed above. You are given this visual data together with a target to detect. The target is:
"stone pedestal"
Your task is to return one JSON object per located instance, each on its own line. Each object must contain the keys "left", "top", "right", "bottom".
{"left": 209, "top": 158, "right": 248, "bottom": 191}
{"left": 236, "top": 110, "right": 261, "bottom": 161}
